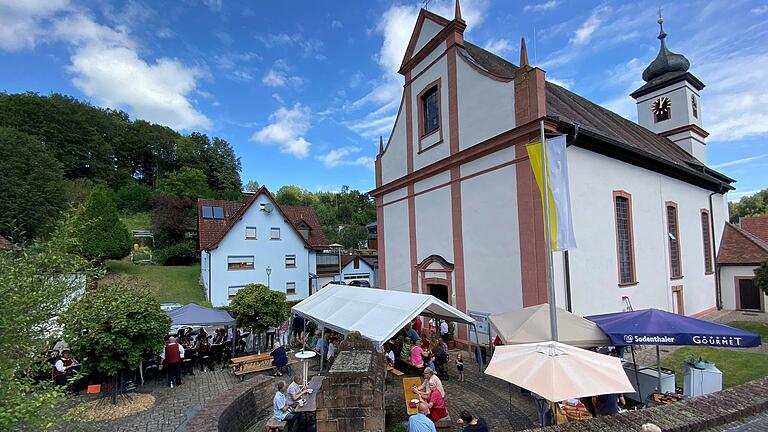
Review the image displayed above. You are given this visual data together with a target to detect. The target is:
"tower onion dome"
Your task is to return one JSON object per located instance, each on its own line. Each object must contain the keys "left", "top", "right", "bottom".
{"left": 641, "top": 16, "right": 690, "bottom": 82}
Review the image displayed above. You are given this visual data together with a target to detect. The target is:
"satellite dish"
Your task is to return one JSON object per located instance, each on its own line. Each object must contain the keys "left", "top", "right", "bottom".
{"left": 260, "top": 202, "right": 274, "bottom": 213}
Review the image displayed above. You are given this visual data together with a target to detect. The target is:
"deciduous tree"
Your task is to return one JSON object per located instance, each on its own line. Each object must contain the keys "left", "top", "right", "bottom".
{"left": 229, "top": 284, "right": 288, "bottom": 349}
{"left": 755, "top": 261, "right": 768, "bottom": 296}
{"left": 150, "top": 195, "right": 193, "bottom": 246}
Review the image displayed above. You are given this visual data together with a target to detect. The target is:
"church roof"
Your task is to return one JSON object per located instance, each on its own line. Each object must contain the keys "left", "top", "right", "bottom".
{"left": 740, "top": 216, "right": 768, "bottom": 244}
{"left": 460, "top": 41, "right": 732, "bottom": 191}
{"left": 717, "top": 223, "right": 768, "bottom": 266}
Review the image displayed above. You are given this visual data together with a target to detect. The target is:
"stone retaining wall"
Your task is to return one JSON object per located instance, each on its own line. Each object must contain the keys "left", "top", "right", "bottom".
{"left": 522, "top": 377, "right": 768, "bottom": 432}
{"left": 185, "top": 374, "right": 273, "bottom": 432}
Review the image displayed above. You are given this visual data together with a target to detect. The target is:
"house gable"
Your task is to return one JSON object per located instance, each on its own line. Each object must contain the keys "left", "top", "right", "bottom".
{"left": 400, "top": 9, "right": 450, "bottom": 73}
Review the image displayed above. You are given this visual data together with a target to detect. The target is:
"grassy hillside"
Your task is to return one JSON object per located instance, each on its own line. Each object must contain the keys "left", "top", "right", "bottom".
{"left": 104, "top": 259, "right": 205, "bottom": 305}
{"left": 120, "top": 212, "right": 151, "bottom": 232}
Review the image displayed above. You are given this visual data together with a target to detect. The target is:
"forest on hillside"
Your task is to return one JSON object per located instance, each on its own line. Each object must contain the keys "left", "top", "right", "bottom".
{"left": 0, "top": 92, "right": 375, "bottom": 250}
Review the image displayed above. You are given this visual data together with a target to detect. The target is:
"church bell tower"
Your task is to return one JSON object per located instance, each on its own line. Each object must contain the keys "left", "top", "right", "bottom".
{"left": 631, "top": 15, "right": 709, "bottom": 162}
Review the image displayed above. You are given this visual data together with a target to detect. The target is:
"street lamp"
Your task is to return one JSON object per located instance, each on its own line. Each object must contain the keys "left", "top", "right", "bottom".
{"left": 329, "top": 243, "right": 343, "bottom": 283}
{"left": 266, "top": 266, "right": 272, "bottom": 288}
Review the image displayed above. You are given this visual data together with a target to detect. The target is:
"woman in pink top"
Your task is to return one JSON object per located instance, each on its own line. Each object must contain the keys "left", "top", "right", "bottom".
{"left": 410, "top": 343, "right": 424, "bottom": 367}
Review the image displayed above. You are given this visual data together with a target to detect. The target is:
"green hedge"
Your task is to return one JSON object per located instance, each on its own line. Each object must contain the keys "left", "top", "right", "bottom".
{"left": 154, "top": 241, "right": 197, "bottom": 266}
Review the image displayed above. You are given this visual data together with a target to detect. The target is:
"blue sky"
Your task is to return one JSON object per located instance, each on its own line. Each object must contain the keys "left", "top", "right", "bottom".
{"left": 1, "top": 0, "right": 767, "bottom": 200}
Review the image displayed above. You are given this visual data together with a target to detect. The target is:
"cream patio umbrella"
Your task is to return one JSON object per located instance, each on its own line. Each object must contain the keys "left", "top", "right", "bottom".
{"left": 485, "top": 341, "right": 635, "bottom": 402}
{"left": 489, "top": 304, "right": 610, "bottom": 347}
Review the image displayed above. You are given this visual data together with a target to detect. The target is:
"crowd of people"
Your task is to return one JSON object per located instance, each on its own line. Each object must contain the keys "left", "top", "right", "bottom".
{"left": 385, "top": 318, "right": 453, "bottom": 381}
{"left": 160, "top": 326, "right": 234, "bottom": 387}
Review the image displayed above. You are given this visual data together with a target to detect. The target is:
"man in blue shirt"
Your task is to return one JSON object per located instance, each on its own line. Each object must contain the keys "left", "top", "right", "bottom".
{"left": 406, "top": 323, "right": 421, "bottom": 343}
{"left": 273, "top": 381, "right": 296, "bottom": 424}
{"left": 408, "top": 403, "right": 436, "bottom": 432}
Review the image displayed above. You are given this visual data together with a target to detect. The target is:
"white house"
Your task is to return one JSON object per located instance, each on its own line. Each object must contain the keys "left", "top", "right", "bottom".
{"left": 198, "top": 187, "right": 327, "bottom": 307}
{"left": 717, "top": 217, "right": 768, "bottom": 312}
{"left": 339, "top": 255, "right": 376, "bottom": 286}
{"left": 371, "top": 3, "right": 734, "bottom": 344}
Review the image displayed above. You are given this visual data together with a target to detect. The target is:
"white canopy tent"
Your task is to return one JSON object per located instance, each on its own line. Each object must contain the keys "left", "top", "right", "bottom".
{"left": 291, "top": 284, "right": 481, "bottom": 371}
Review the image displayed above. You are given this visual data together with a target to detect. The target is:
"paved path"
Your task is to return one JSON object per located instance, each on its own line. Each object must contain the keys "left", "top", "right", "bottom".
{"left": 62, "top": 367, "right": 240, "bottom": 432}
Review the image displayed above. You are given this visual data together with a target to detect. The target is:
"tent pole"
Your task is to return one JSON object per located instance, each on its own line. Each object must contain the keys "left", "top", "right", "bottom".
{"left": 287, "top": 313, "right": 293, "bottom": 348}
{"left": 302, "top": 316, "right": 307, "bottom": 352}
{"left": 320, "top": 325, "right": 325, "bottom": 372}
{"left": 630, "top": 346, "right": 643, "bottom": 404}
{"left": 656, "top": 345, "right": 662, "bottom": 391}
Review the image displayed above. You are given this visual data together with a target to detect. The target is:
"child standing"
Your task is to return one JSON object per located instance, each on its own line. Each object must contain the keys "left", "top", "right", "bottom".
{"left": 456, "top": 353, "right": 464, "bottom": 381}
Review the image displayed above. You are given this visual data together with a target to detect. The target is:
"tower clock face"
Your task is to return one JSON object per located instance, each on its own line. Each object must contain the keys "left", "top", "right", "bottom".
{"left": 652, "top": 97, "right": 671, "bottom": 116}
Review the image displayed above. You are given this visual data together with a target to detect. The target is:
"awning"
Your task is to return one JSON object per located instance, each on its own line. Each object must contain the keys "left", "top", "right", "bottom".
{"left": 586, "top": 308, "right": 761, "bottom": 347}
{"left": 489, "top": 304, "right": 610, "bottom": 347}
{"left": 291, "top": 284, "right": 475, "bottom": 345}
{"left": 166, "top": 303, "right": 236, "bottom": 327}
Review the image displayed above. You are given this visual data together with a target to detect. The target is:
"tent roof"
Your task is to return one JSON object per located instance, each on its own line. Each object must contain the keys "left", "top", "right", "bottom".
{"left": 587, "top": 308, "right": 761, "bottom": 348}
{"left": 291, "top": 284, "right": 475, "bottom": 345}
{"left": 489, "top": 304, "right": 610, "bottom": 348}
{"left": 166, "top": 303, "right": 236, "bottom": 327}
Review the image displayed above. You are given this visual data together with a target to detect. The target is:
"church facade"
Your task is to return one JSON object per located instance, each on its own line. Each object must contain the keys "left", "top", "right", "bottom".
{"left": 370, "top": 3, "right": 733, "bottom": 342}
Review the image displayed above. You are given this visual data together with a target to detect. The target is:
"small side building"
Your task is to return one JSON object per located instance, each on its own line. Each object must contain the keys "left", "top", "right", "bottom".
{"left": 717, "top": 217, "right": 768, "bottom": 312}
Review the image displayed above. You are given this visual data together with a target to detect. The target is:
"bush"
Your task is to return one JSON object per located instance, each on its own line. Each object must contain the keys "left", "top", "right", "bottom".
{"left": 154, "top": 242, "right": 197, "bottom": 265}
{"left": 73, "top": 185, "right": 131, "bottom": 261}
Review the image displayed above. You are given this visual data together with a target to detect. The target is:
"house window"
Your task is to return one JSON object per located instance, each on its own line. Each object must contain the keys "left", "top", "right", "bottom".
{"left": 202, "top": 206, "right": 225, "bottom": 220}
{"left": 228, "top": 285, "right": 245, "bottom": 299}
{"left": 245, "top": 227, "right": 257, "bottom": 239}
{"left": 286, "top": 282, "right": 296, "bottom": 295}
{"left": 666, "top": 202, "right": 682, "bottom": 279}
{"left": 421, "top": 86, "right": 439, "bottom": 136}
{"left": 691, "top": 95, "right": 698, "bottom": 119}
{"left": 701, "top": 210, "right": 713, "bottom": 274}
{"left": 270, "top": 227, "right": 281, "bottom": 240}
{"left": 285, "top": 254, "right": 296, "bottom": 268}
{"left": 614, "top": 191, "right": 636, "bottom": 285}
{"left": 227, "top": 256, "right": 254, "bottom": 271}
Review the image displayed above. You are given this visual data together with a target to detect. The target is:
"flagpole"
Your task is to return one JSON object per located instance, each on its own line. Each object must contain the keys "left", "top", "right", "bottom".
{"left": 539, "top": 120, "right": 559, "bottom": 341}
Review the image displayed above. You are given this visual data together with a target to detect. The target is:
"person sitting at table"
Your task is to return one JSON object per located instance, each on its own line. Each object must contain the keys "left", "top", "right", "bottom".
{"left": 53, "top": 349, "right": 80, "bottom": 387}
{"left": 410, "top": 341, "right": 425, "bottom": 367}
{"left": 408, "top": 402, "right": 437, "bottom": 432}
{"left": 405, "top": 323, "right": 421, "bottom": 343}
{"left": 273, "top": 380, "right": 297, "bottom": 428}
{"left": 592, "top": 392, "right": 625, "bottom": 417}
{"left": 421, "top": 333, "right": 432, "bottom": 351}
{"left": 270, "top": 342, "right": 289, "bottom": 376}
{"left": 413, "top": 368, "right": 445, "bottom": 399}
{"left": 384, "top": 343, "right": 395, "bottom": 367}
{"left": 400, "top": 337, "right": 412, "bottom": 361}
{"left": 287, "top": 374, "right": 309, "bottom": 402}
{"left": 457, "top": 411, "right": 489, "bottom": 432}
{"left": 196, "top": 330, "right": 213, "bottom": 371}
{"left": 424, "top": 353, "right": 435, "bottom": 371}
{"left": 392, "top": 336, "right": 404, "bottom": 362}
{"left": 419, "top": 380, "right": 448, "bottom": 422}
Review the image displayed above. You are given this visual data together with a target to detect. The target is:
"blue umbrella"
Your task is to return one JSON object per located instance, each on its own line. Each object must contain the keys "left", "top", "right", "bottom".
{"left": 586, "top": 308, "right": 761, "bottom": 348}
{"left": 586, "top": 308, "right": 761, "bottom": 400}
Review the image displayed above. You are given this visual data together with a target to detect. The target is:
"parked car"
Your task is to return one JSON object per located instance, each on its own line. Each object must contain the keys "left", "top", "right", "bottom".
{"left": 160, "top": 303, "right": 183, "bottom": 312}
{"left": 348, "top": 280, "right": 371, "bottom": 287}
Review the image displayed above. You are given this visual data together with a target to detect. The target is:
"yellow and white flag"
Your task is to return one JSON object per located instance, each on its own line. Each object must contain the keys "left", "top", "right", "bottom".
{"left": 526, "top": 135, "right": 577, "bottom": 251}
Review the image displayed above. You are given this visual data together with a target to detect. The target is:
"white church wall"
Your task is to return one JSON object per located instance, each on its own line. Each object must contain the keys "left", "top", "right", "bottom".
{"left": 456, "top": 56, "right": 515, "bottom": 151}
{"left": 414, "top": 185, "right": 454, "bottom": 264}
{"left": 413, "top": 18, "right": 444, "bottom": 56}
{"left": 566, "top": 146, "right": 721, "bottom": 317}
{"left": 460, "top": 155, "right": 524, "bottom": 315}
{"left": 719, "top": 265, "right": 766, "bottom": 310}
{"left": 383, "top": 197, "right": 412, "bottom": 292}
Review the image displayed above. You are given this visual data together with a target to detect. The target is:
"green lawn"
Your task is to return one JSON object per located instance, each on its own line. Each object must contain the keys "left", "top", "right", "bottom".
{"left": 661, "top": 346, "right": 768, "bottom": 389}
{"left": 104, "top": 260, "right": 205, "bottom": 305}
{"left": 728, "top": 321, "right": 768, "bottom": 342}
{"left": 120, "top": 212, "right": 151, "bottom": 232}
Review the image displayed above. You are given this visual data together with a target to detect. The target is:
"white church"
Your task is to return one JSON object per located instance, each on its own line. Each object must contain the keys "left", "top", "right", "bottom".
{"left": 370, "top": 2, "right": 734, "bottom": 343}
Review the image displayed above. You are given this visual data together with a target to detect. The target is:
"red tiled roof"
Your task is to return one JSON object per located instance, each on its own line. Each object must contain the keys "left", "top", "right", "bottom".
{"left": 741, "top": 216, "right": 768, "bottom": 243}
{"left": 281, "top": 205, "right": 327, "bottom": 247}
{"left": 197, "top": 199, "right": 244, "bottom": 250}
{"left": 717, "top": 223, "right": 768, "bottom": 265}
{"left": 197, "top": 187, "right": 326, "bottom": 250}
{"left": 341, "top": 255, "right": 375, "bottom": 269}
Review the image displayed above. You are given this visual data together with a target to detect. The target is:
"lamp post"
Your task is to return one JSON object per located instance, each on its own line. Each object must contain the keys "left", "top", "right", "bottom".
{"left": 329, "top": 243, "right": 343, "bottom": 283}
{"left": 266, "top": 266, "right": 272, "bottom": 288}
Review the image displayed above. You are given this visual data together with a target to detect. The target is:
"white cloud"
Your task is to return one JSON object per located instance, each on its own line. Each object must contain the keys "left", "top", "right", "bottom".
{"left": 483, "top": 38, "right": 514, "bottom": 57}
{"left": 262, "top": 69, "right": 303, "bottom": 88}
{"left": 547, "top": 77, "right": 574, "bottom": 90}
{"left": 727, "top": 189, "right": 762, "bottom": 202}
{"left": 751, "top": 5, "right": 768, "bottom": 15}
{"left": 317, "top": 146, "right": 375, "bottom": 169}
{"left": 272, "top": 93, "right": 285, "bottom": 104}
{"left": 570, "top": 8, "right": 602, "bottom": 45}
{"left": 0, "top": 1, "right": 211, "bottom": 131}
{"left": 203, "top": 0, "right": 222, "bottom": 12}
{"left": 523, "top": 1, "right": 559, "bottom": 13}
{"left": 0, "top": 0, "right": 71, "bottom": 51}
{"left": 331, "top": 20, "right": 343, "bottom": 29}
{"left": 251, "top": 103, "right": 312, "bottom": 158}
{"left": 711, "top": 154, "right": 768, "bottom": 169}
{"left": 258, "top": 32, "right": 325, "bottom": 60}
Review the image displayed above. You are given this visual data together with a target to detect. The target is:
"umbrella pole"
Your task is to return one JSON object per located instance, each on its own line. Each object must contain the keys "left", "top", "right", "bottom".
{"left": 656, "top": 345, "right": 662, "bottom": 391}
{"left": 630, "top": 346, "right": 643, "bottom": 404}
